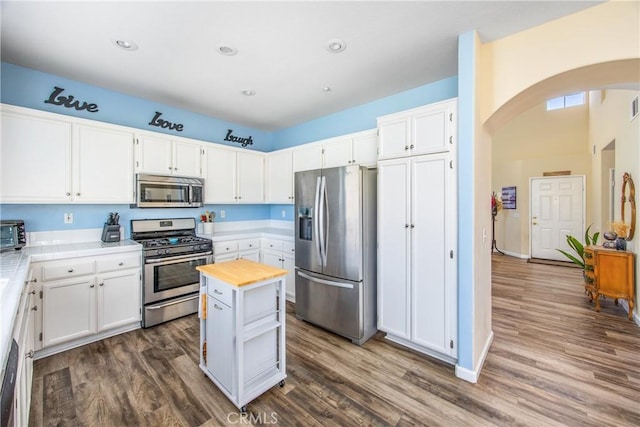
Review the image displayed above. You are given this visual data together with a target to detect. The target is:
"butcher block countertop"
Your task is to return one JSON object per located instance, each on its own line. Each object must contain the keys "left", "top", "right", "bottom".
{"left": 196, "top": 259, "right": 287, "bottom": 287}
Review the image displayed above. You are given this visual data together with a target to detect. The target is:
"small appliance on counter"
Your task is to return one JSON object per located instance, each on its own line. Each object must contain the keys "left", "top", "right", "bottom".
{"left": 0, "top": 220, "right": 26, "bottom": 251}
{"left": 101, "top": 212, "right": 121, "bottom": 243}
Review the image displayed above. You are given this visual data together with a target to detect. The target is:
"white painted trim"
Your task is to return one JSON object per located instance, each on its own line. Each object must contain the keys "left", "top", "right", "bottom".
{"left": 496, "top": 250, "right": 528, "bottom": 259}
{"left": 384, "top": 334, "right": 457, "bottom": 365}
{"left": 455, "top": 330, "right": 494, "bottom": 383}
{"left": 617, "top": 300, "right": 640, "bottom": 327}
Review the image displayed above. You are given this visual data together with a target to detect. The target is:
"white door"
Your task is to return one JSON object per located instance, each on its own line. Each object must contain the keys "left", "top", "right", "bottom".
{"left": 42, "top": 278, "right": 96, "bottom": 347}
{"left": 136, "top": 135, "right": 173, "bottom": 175}
{"left": 530, "top": 176, "right": 585, "bottom": 261}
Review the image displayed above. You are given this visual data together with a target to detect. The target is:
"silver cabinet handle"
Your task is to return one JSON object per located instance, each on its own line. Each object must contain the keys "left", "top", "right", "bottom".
{"left": 90, "top": 284, "right": 95, "bottom": 288}
{"left": 214, "top": 304, "right": 223, "bottom": 310}
{"left": 405, "top": 146, "right": 409, "bottom": 150}
{"left": 118, "top": 262, "right": 124, "bottom": 266}
{"left": 76, "top": 192, "right": 80, "bottom": 196}
{"left": 26, "top": 350, "right": 35, "bottom": 359}
{"left": 68, "top": 269, "right": 74, "bottom": 273}
{"left": 31, "top": 306, "right": 37, "bottom": 311}
{"left": 214, "top": 289, "right": 223, "bottom": 295}
{"left": 410, "top": 144, "right": 414, "bottom": 149}
{"left": 29, "top": 290, "right": 36, "bottom": 295}
{"left": 99, "top": 282, "right": 104, "bottom": 287}
{"left": 147, "top": 294, "right": 198, "bottom": 310}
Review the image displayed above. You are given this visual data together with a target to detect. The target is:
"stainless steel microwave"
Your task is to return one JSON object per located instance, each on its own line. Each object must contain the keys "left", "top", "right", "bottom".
{"left": 0, "top": 220, "right": 26, "bottom": 251}
{"left": 135, "top": 174, "right": 204, "bottom": 208}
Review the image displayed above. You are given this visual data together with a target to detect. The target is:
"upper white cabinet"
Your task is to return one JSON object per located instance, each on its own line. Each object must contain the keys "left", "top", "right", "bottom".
{"left": 377, "top": 98, "right": 456, "bottom": 160}
{"left": 74, "top": 124, "right": 135, "bottom": 203}
{"left": 1, "top": 106, "right": 72, "bottom": 203}
{"left": 292, "top": 144, "right": 323, "bottom": 172}
{"left": 135, "top": 134, "right": 203, "bottom": 177}
{"left": 323, "top": 130, "right": 377, "bottom": 169}
{"left": 204, "top": 145, "right": 265, "bottom": 203}
{"left": 0, "top": 105, "right": 135, "bottom": 204}
{"left": 266, "top": 150, "right": 294, "bottom": 204}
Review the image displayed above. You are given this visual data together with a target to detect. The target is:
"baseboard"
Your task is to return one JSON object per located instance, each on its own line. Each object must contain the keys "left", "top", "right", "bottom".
{"left": 455, "top": 330, "right": 494, "bottom": 383}
{"left": 493, "top": 249, "right": 528, "bottom": 259}
{"left": 617, "top": 300, "right": 640, "bottom": 327}
{"left": 384, "top": 335, "right": 457, "bottom": 365}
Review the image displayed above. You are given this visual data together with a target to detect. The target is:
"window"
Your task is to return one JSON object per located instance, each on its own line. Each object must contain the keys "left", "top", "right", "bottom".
{"left": 546, "top": 92, "right": 585, "bottom": 111}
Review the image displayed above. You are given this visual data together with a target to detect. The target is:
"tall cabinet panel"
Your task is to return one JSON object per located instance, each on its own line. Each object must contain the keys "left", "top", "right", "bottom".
{"left": 377, "top": 98, "right": 457, "bottom": 363}
{"left": 377, "top": 159, "right": 411, "bottom": 339}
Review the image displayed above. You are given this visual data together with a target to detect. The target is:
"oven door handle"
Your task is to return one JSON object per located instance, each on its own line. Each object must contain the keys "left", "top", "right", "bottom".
{"left": 146, "top": 294, "right": 199, "bottom": 310}
{"left": 145, "top": 251, "right": 213, "bottom": 264}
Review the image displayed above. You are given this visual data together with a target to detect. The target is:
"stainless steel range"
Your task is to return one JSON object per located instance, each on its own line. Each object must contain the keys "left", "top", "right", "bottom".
{"left": 131, "top": 217, "right": 213, "bottom": 327}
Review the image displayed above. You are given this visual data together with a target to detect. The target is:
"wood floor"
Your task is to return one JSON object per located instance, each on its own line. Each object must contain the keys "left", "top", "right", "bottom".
{"left": 30, "top": 255, "right": 640, "bottom": 426}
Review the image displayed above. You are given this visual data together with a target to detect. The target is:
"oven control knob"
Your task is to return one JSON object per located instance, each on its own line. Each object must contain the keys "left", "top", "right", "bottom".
{"left": 165, "top": 248, "right": 172, "bottom": 254}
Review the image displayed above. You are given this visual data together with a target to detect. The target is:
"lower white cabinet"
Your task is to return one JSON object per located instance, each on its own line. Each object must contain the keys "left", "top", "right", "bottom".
{"left": 214, "top": 238, "right": 260, "bottom": 263}
{"left": 33, "top": 250, "right": 142, "bottom": 354}
{"left": 261, "top": 238, "right": 295, "bottom": 301}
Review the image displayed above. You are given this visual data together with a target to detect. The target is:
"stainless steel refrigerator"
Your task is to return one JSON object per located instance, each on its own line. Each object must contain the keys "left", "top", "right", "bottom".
{"left": 294, "top": 164, "right": 377, "bottom": 345}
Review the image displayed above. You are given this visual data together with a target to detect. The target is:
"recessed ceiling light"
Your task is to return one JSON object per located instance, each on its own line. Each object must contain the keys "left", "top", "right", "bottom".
{"left": 217, "top": 45, "right": 238, "bottom": 56}
{"left": 241, "top": 89, "right": 256, "bottom": 96}
{"left": 114, "top": 39, "right": 138, "bottom": 51}
{"left": 325, "top": 38, "right": 346, "bottom": 53}
{"left": 323, "top": 87, "right": 332, "bottom": 92}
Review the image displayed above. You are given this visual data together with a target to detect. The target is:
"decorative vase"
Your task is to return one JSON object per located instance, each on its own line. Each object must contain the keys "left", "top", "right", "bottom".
{"left": 203, "top": 222, "right": 214, "bottom": 234}
{"left": 615, "top": 237, "right": 627, "bottom": 251}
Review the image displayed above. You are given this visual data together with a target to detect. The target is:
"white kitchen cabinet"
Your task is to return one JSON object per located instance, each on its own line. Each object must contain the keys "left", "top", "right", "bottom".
{"left": 266, "top": 149, "right": 294, "bottom": 204}
{"left": 378, "top": 153, "right": 457, "bottom": 361}
{"left": 74, "top": 124, "right": 135, "bottom": 203}
{"left": 204, "top": 145, "right": 265, "bottom": 203}
{"left": 214, "top": 238, "right": 260, "bottom": 263}
{"left": 0, "top": 106, "right": 72, "bottom": 203}
{"left": 377, "top": 98, "right": 456, "bottom": 160}
{"left": 33, "top": 250, "right": 141, "bottom": 355}
{"left": 136, "top": 134, "right": 203, "bottom": 177}
{"left": 292, "top": 144, "right": 323, "bottom": 172}
{"left": 322, "top": 130, "right": 377, "bottom": 169}
{"left": 0, "top": 105, "right": 136, "bottom": 204}
{"left": 198, "top": 260, "right": 287, "bottom": 412}
{"left": 261, "top": 238, "right": 295, "bottom": 301}
{"left": 11, "top": 271, "right": 37, "bottom": 427}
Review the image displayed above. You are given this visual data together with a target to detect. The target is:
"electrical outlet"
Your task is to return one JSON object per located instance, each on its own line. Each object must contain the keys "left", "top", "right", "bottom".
{"left": 220, "top": 210, "right": 226, "bottom": 219}
{"left": 281, "top": 210, "right": 286, "bottom": 218}
{"left": 64, "top": 213, "right": 73, "bottom": 224}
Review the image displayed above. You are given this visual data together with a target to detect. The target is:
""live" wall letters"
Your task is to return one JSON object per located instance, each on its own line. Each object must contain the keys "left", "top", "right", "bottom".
{"left": 44, "top": 86, "right": 99, "bottom": 112}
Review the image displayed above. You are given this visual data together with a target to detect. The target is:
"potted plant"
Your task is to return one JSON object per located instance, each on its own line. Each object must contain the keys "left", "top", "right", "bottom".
{"left": 556, "top": 225, "right": 600, "bottom": 269}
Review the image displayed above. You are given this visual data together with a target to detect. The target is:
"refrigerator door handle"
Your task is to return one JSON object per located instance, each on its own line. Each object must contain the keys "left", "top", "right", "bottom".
{"left": 297, "top": 271, "right": 354, "bottom": 289}
{"left": 314, "top": 176, "right": 323, "bottom": 265}
{"left": 319, "top": 176, "right": 328, "bottom": 266}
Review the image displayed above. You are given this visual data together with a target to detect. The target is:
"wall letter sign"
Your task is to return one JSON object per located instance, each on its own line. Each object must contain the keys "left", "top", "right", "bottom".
{"left": 224, "top": 129, "right": 253, "bottom": 147}
{"left": 44, "top": 86, "right": 99, "bottom": 112}
{"left": 148, "top": 111, "right": 184, "bottom": 132}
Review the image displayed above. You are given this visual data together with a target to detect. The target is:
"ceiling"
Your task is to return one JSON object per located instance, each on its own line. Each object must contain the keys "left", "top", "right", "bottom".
{"left": 1, "top": 1, "right": 601, "bottom": 132}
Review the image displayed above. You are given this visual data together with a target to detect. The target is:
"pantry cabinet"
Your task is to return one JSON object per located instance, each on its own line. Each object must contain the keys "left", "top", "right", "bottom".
{"left": 377, "top": 98, "right": 456, "bottom": 161}
{"left": 377, "top": 98, "right": 457, "bottom": 363}
{"left": 135, "top": 134, "right": 203, "bottom": 177}
{"left": 204, "top": 145, "right": 265, "bottom": 203}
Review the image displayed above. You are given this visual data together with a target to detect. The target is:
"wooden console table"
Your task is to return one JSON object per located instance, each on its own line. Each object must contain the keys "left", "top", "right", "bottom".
{"left": 584, "top": 245, "right": 635, "bottom": 319}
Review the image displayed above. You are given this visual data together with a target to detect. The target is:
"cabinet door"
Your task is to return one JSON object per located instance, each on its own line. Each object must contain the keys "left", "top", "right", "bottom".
{"left": 74, "top": 124, "right": 135, "bottom": 203}
{"left": 173, "top": 140, "right": 203, "bottom": 177}
{"left": 292, "top": 144, "right": 323, "bottom": 172}
{"left": 411, "top": 154, "right": 454, "bottom": 355}
{"left": 204, "top": 146, "right": 237, "bottom": 203}
{"left": 215, "top": 253, "right": 238, "bottom": 264}
{"left": 377, "top": 116, "right": 410, "bottom": 161}
{"left": 237, "top": 151, "right": 265, "bottom": 203}
{"left": 136, "top": 134, "right": 173, "bottom": 175}
{"left": 239, "top": 250, "right": 260, "bottom": 262}
{"left": 206, "top": 295, "right": 235, "bottom": 394}
{"left": 377, "top": 158, "right": 411, "bottom": 339}
{"left": 261, "top": 251, "right": 282, "bottom": 269}
{"left": 282, "top": 254, "right": 295, "bottom": 301}
{"left": 42, "top": 278, "right": 96, "bottom": 347}
{"left": 322, "top": 137, "right": 352, "bottom": 169}
{"left": 266, "top": 150, "right": 294, "bottom": 204}
{"left": 0, "top": 109, "right": 72, "bottom": 202}
{"left": 412, "top": 103, "right": 452, "bottom": 155}
{"left": 96, "top": 270, "right": 141, "bottom": 331}
{"left": 352, "top": 130, "right": 378, "bottom": 166}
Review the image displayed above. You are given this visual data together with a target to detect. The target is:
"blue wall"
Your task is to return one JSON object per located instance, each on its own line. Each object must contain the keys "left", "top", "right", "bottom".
{"left": 1, "top": 62, "right": 457, "bottom": 232}
{"left": 272, "top": 77, "right": 458, "bottom": 149}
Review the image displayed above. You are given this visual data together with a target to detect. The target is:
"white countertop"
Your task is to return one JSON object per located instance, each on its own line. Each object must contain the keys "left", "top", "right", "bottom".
{"left": 0, "top": 240, "right": 141, "bottom": 380}
{"left": 198, "top": 227, "right": 294, "bottom": 242}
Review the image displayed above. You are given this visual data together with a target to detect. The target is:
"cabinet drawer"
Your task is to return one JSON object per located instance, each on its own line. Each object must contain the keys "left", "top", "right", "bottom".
{"left": 214, "top": 241, "right": 239, "bottom": 255}
{"left": 262, "top": 238, "right": 283, "bottom": 252}
{"left": 282, "top": 241, "right": 295, "bottom": 255}
{"left": 41, "top": 260, "right": 95, "bottom": 282}
{"left": 96, "top": 252, "right": 141, "bottom": 273}
{"left": 238, "top": 238, "right": 260, "bottom": 251}
{"left": 207, "top": 280, "right": 233, "bottom": 307}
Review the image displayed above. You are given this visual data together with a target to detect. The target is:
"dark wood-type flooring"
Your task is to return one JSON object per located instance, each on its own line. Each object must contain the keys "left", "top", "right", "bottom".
{"left": 30, "top": 255, "right": 640, "bottom": 426}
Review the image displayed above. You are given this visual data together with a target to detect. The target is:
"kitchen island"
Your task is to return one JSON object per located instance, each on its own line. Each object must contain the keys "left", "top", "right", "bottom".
{"left": 197, "top": 259, "right": 287, "bottom": 413}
